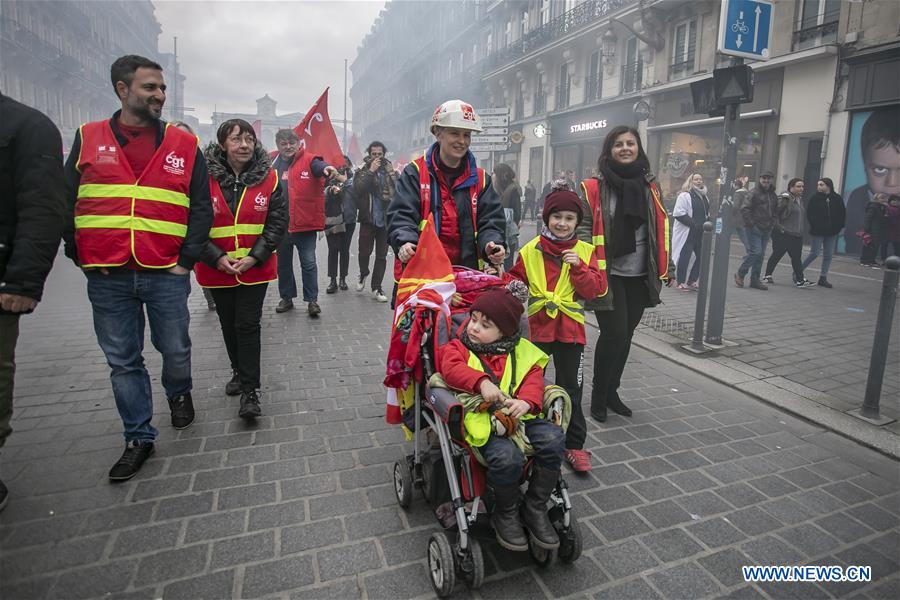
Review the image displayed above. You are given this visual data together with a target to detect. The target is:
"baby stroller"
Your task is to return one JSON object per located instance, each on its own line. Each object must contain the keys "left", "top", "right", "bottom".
{"left": 391, "top": 271, "right": 583, "bottom": 597}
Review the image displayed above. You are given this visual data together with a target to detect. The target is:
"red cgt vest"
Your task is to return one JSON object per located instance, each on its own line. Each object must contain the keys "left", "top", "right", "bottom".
{"left": 581, "top": 177, "right": 669, "bottom": 285}
{"left": 75, "top": 121, "right": 197, "bottom": 268}
{"left": 392, "top": 153, "right": 486, "bottom": 281}
{"left": 286, "top": 149, "right": 325, "bottom": 233}
{"left": 194, "top": 170, "right": 279, "bottom": 288}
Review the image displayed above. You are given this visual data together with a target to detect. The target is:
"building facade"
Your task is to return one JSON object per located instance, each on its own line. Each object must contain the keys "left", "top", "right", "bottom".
{"left": 351, "top": 0, "right": 899, "bottom": 253}
{"left": 0, "top": 0, "right": 180, "bottom": 149}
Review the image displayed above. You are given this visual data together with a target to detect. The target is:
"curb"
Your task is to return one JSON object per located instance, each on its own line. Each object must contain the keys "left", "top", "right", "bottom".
{"left": 630, "top": 326, "right": 900, "bottom": 461}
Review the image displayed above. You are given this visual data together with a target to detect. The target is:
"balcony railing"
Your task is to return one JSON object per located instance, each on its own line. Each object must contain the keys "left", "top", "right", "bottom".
{"left": 534, "top": 93, "right": 547, "bottom": 115}
{"left": 621, "top": 60, "right": 643, "bottom": 94}
{"left": 668, "top": 59, "right": 695, "bottom": 80}
{"left": 479, "top": 0, "right": 635, "bottom": 73}
{"left": 585, "top": 75, "right": 603, "bottom": 103}
{"left": 792, "top": 20, "right": 839, "bottom": 50}
{"left": 556, "top": 84, "right": 571, "bottom": 110}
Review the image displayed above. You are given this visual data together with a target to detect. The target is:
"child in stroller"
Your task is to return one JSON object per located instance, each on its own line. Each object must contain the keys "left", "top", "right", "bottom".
{"left": 392, "top": 278, "right": 581, "bottom": 597}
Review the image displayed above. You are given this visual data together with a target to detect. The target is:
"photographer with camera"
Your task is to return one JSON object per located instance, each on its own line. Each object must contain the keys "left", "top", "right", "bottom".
{"left": 353, "top": 141, "right": 396, "bottom": 302}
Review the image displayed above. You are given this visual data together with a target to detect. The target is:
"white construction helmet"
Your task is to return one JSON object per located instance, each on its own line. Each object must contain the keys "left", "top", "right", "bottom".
{"left": 430, "top": 99, "right": 483, "bottom": 134}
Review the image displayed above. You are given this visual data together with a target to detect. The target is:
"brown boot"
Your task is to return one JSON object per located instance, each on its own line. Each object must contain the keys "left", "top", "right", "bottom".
{"left": 749, "top": 278, "right": 769, "bottom": 290}
{"left": 733, "top": 273, "right": 745, "bottom": 288}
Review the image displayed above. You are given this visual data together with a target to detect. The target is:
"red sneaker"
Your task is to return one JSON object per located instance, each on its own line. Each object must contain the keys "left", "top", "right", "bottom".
{"left": 564, "top": 449, "right": 593, "bottom": 472}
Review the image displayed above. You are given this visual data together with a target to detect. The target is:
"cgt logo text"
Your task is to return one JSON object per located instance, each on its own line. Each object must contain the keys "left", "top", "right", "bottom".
{"left": 164, "top": 151, "right": 186, "bottom": 176}
{"left": 570, "top": 119, "right": 608, "bottom": 134}
{"left": 253, "top": 192, "right": 268, "bottom": 211}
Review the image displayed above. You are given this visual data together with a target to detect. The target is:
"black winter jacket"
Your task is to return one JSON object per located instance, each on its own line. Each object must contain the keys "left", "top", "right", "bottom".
{"left": 0, "top": 94, "right": 66, "bottom": 313}
{"left": 805, "top": 192, "right": 846, "bottom": 237}
{"left": 200, "top": 143, "right": 286, "bottom": 267}
{"left": 741, "top": 184, "right": 777, "bottom": 231}
{"left": 64, "top": 111, "right": 213, "bottom": 269}
{"left": 353, "top": 159, "right": 397, "bottom": 225}
{"left": 863, "top": 201, "right": 889, "bottom": 244}
{"left": 388, "top": 144, "right": 504, "bottom": 269}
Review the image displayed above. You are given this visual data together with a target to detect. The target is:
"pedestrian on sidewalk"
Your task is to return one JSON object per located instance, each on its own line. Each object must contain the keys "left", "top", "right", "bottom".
{"left": 765, "top": 178, "right": 813, "bottom": 287}
{"left": 731, "top": 175, "right": 750, "bottom": 250}
{"left": 353, "top": 141, "right": 395, "bottom": 303}
{"left": 173, "top": 120, "right": 217, "bottom": 311}
{"left": 63, "top": 55, "right": 213, "bottom": 481}
{"left": 577, "top": 126, "right": 673, "bottom": 424}
{"left": 194, "top": 119, "right": 285, "bottom": 420}
{"left": 389, "top": 100, "right": 506, "bottom": 295}
{"left": 734, "top": 171, "right": 777, "bottom": 290}
{"left": 523, "top": 179, "right": 536, "bottom": 221}
{"left": 860, "top": 193, "right": 891, "bottom": 267}
{"left": 324, "top": 155, "right": 356, "bottom": 294}
{"left": 494, "top": 163, "right": 521, "bottom": 271}
{"left": 672, "top": 172, "right": 710, "bottom": 291}
{"left": 801, "top": 177, "right": 845, "bottom": 288}
{"left": 0, "top": 94, "right": 67, "bottom": 510}
{"left": 886, "top": 194, "right": 900, "bottom": 257}
{"left": 271, "top": 129, "right": 337, "bottom": 317}
{"left": 508, "top": 189, "right": 603, "bottom": 472}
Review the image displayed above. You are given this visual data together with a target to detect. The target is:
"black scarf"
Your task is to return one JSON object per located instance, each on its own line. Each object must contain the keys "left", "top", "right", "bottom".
{"left": 459, "top": 328, "right": 520, "bottom": 356}
{"left": 598, "top": 156, "right": 650, "bottom": 258}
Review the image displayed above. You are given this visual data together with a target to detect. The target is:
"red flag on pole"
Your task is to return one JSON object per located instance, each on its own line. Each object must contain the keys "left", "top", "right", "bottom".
{"left": 348, "top": 134, "right": 363, "bottom": 165}
{"left": 251, "top": 119, "right": 261, "bottom": 137}
{"left": 293, "top": 88, "right": 344, "bottom": 166}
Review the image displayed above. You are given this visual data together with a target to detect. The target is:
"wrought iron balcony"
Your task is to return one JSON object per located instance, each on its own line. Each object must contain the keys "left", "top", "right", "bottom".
{"left": 668, "top": 59, "right": 695, "bottom": 80}
{"left": 585, "top": 75, "right": 603, "bottom": 103}
{"left": 792, "top": 20, "right": 839, "bottom": 50}
{"left": 621, "top": 60, "right": 643, "bottom": 94}
{"left": 480, "top": 0, "right": 635, "bottom": 73}
{"left": 556, "top": 84, "right": 571, "bottom": 110}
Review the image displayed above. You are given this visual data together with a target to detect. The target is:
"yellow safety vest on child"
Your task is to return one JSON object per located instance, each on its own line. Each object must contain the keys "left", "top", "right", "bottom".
{"left": 519, "top": 237, "right": 595, "bottom": 324}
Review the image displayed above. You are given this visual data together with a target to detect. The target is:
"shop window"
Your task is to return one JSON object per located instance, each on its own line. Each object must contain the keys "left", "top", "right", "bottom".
{"left": 586, "top": 50, "right": 603, "bottom": 103}
{"left": 670, "top": 19, "right": 696, "bottom": 80}
{"left": 622, "top": 37, "right": 642, "bottom": 94}
{"left": 793, "top": 0, "right": 840, "bottom": 50}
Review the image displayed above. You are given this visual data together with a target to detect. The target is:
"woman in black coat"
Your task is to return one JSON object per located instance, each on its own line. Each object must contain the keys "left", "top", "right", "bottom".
{"left": 801, "top": 177, "right": 845, "bottom": 287}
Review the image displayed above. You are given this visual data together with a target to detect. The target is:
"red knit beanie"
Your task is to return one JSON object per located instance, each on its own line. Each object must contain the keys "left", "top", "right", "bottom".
{"left": 470, "top": 288, "right": 523, "bottom": 337}
{"left": 542, "top": 190, "right": 583, "bottom": 225}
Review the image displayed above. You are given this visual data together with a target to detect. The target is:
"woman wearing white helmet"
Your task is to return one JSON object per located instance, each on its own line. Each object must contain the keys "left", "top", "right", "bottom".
{"left": 388, "top": 100, "right": 506, "bottom": 279}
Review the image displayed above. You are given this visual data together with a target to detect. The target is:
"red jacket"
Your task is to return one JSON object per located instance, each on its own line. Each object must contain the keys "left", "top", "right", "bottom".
{"left": 508, "top": 235, "right": 603, "bottom": 345}
{"left": 439, "top": 338, "right": 545, "bottom": 414}
{"left": 284, "top": 148, "right": 325, "bottom": 233}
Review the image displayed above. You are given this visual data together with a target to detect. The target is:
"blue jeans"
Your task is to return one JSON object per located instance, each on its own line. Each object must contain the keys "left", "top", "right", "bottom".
{"left": 802, "top": 235, "right": 836, "bottom": 278}
{"left": 735, "top": 226, "right": 749, "bottom": 250}
{"left": 480, "top": 419, "right": 565, "bottom": 487}
{"left": 737, "top": 226, "right": 770, "bottom": 280}
{"left": 86, "top": 270, "right": 192, "bottom": 443}
{"left": 277, "top": 231, "right": 318, "bottom": 302}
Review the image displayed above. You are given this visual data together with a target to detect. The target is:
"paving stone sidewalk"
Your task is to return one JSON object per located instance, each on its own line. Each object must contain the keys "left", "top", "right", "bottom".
{"left": 1, "top": 247, "right": 898, "bottom": 599}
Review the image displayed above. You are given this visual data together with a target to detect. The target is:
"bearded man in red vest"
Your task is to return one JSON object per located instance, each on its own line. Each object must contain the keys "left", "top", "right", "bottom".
{"left": 271, "top": 129, "right": 337, "bottom": 317}
{"left": 62, "top": 55, "right": 213, "bottom": 481}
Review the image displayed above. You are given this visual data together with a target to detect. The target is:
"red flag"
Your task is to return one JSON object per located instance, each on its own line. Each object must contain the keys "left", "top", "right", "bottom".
{"left": 293, "top": 88, "right": 344, "bottom": 166}
{"left": 348, "top": 134, "right": 363, "bottom": 165}
{"left": 251, "top": 119, "right": 261, "bottom": 137}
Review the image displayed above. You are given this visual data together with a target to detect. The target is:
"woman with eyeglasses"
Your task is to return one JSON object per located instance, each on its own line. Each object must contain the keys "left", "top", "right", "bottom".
{"left": 195, "top": 119, "right": 286, "bottom": 419}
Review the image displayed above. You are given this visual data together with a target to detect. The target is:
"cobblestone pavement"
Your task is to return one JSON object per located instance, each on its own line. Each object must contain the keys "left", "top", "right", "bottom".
{"left": 1, "top": 245, "right": 898, "bottom": 600}
{"left": 641, "top": 237, "right": 900, "bottom": 431}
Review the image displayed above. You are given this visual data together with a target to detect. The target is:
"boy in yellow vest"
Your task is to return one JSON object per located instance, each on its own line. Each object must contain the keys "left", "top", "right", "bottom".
{"left": 439, "top": 288, "right": 565, "bottom": 553}
{"left": 508, "top": 190, "right": 603, "bottom": 473}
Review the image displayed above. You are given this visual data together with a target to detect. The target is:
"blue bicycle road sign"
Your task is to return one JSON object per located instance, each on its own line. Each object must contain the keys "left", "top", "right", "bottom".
{"left": 718, "top": 0, "right": 773, "bottom": 60}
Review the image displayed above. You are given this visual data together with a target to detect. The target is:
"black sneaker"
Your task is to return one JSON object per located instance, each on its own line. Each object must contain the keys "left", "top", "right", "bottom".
{"left": 109, "top": 441, "right": 154, "bottom": 481}
{"left": 167, "top": 393, "right": 195, "bottom": 430}
{"left": 307, "top": 301, "right": 321, "bottom": 317}
{"left": 225, "top": 371, "right": 241, "bottom": 396}
{"left": 275, "top": 298, "right": 294, "bottom": 313}
{"left": 0, "top": 478, "right": 8, "bottom": 512}
{"left": 762, "top": 275, "right": 774, "bottom": 285}
{"left": 339, "top": 278, "right": 348, "bottom": 291}
{"left": 818, "top": 277, "right": 833, "bottom": 288}
{"left": 238, "top": 389, "right": 262, "bottom": 419}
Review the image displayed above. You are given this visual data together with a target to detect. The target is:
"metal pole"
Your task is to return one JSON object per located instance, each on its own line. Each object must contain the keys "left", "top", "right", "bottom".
{"left": 343, "top": 58, "right": 348, "bottom": 152}
{"left": 690, "top": 221, "right": 715, "bottom": 353}
{"left": 173, "top": 36, "right": 179, "bottom": 121}
{"left": 861, "top": 256, "right": 900, "bottom": 419}
{"left": 706, "top": 99, "right": 741, "bottom": 345}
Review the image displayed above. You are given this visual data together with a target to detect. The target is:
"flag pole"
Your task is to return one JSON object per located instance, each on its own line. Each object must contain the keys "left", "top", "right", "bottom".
{"left": 343, "top": 58, "right": 348, "bottom": 152}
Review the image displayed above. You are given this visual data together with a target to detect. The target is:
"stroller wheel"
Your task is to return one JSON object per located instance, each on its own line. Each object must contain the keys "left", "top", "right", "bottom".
{"left": 557, "top": 517, "right": 583, "bottom": 563}
{"left": 427, "top": 531, "right": 456, "bottom": 597}
{"left": 528, "top": 536, "right": 557, "bottom": 568}
{"left": 459, "top": 536, "right": 485, "bottom": 590}
{"left": 393, "top": 460, "right": 413, "bottom": 508}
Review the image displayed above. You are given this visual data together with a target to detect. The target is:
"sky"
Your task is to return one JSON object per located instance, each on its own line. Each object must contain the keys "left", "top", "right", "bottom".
{"left": 153, "top": 0, "right": 386, "bottom": 124}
